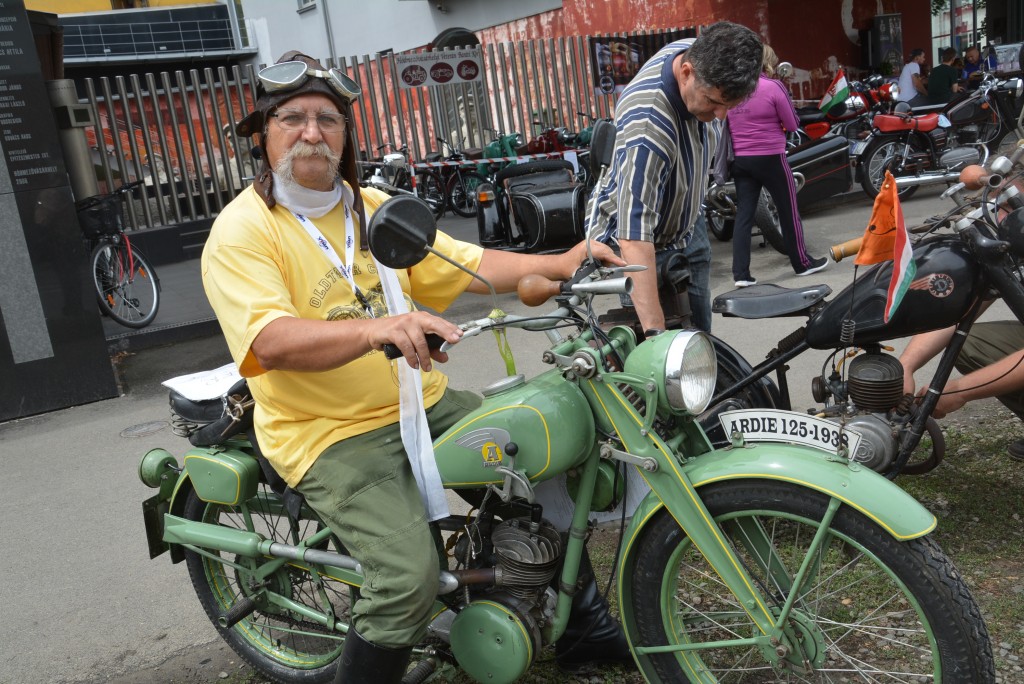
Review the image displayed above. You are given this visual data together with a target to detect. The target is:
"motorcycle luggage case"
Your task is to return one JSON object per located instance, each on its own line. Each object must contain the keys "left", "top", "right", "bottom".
{"left": 788, "top": 135, "right": 852, "bottom": 209}
{"left": 506, "top": 171, "right": 586, "bottom": 252}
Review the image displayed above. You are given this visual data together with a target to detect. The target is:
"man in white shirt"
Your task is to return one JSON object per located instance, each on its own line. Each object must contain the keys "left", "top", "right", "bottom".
{"left": 896, "top": 48, "right": 929, "bottom": 108}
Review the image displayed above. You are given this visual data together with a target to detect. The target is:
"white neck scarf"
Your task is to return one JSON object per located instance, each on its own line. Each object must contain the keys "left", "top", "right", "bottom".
{"left": 286, "top": 193, "right": 449, "bottom": 522}
{"left": 272, "top": 172, "right": 343, "bottom": 219}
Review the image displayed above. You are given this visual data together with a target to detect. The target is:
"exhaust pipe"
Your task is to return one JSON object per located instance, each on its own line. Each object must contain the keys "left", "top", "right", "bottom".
{"left": 892, "top": 171, "right": 963, "bottom": 189}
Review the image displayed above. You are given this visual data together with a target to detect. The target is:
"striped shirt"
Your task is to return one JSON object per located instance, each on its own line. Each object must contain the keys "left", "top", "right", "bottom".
{"left": 587, "top": 39, "right": 718, "bottom": 249}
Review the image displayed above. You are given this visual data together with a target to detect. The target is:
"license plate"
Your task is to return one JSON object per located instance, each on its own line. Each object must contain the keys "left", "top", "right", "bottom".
{"left": 850, "top": 140, "right": 867, "bottom": 157}
{"left": 718, "top": 409, "right": 862, "bottom": 457}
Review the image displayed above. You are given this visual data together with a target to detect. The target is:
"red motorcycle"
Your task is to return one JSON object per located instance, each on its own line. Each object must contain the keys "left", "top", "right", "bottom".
{"left": 855, "top": 74, "right": 1024, "bottom": 199}
{"left": 525, "top": 119, "right": 591, "bottom": 187}
{"left": 797, "top": 74, "right": 899, "bottom": 148}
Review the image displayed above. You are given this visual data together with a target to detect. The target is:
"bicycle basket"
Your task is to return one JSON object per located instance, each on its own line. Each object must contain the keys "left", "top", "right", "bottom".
{"left": 76, "top": 193, "right": 125, "bottom": 239}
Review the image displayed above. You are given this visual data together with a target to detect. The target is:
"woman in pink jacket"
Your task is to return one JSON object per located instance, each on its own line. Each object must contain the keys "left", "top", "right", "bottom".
{"left": 727, "top": 45, "right": 827, "bottom": 286}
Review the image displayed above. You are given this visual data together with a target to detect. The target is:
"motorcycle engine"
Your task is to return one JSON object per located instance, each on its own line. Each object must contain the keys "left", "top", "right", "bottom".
{"left": 939, "top": 145, "right": 981, "bottom": 170}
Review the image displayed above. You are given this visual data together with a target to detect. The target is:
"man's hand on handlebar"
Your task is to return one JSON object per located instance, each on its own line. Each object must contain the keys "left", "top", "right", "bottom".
{"left": 367, "top": 311, "right": 463, "bottom": 371}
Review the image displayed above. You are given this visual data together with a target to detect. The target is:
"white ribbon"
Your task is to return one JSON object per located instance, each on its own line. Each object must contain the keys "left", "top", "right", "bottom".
{"left": 287, "top": 191, "right": 449, "bottom": 521}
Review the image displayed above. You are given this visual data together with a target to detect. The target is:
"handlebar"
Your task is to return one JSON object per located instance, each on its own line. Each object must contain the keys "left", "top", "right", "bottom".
{"left": 829, "top": 237, "right": 862, "bottom": 263}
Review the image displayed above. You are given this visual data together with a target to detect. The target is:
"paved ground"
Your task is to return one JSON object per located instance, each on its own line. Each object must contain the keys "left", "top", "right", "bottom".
{"left": 1, "top": 181, "right": 1015, "bottom": 683}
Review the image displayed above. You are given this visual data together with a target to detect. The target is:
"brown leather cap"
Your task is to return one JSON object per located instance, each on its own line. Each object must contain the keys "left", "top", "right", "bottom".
{"left": 239, "top": 50, "right": 365, "bottom": 232}
{"left": 236, "top": 51, "right": 352, "bottom": 138}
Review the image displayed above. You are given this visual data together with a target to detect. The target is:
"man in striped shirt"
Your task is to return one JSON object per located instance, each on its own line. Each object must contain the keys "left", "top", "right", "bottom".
{"left": 588, "top": 22, "right": 762, "bottom": 334}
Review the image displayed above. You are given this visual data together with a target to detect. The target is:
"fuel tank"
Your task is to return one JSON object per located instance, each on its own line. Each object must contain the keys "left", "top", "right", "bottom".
{"left": 433, "top": 370, "right": 596, "bottom": 488}
{"left": 805, "top": 237, "right": 983, "bottom": 348}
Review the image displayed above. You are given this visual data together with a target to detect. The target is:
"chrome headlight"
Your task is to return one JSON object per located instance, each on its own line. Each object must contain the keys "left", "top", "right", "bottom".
{"left": 623, "top": 330, "right": 717, "bottom": 415}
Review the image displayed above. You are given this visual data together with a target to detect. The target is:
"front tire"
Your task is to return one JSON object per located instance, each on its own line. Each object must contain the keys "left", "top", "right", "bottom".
{"left": 446, "top": 170, "right": 487, "bottom": 217}
{"left": 414, "top": 170, "right": 447, "bottom": 218}
{"left": 859, "top": 138, "right": 922, "bottom": 200}
{"left": 626, "top": 480, "right": 994, "bottom": 683}
{"left": 183, "top": 485, "right": 354, "bottom": 683}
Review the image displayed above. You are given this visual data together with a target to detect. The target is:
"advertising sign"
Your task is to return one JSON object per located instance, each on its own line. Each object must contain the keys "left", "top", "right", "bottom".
{"left": 589, "top": 29, "right": 694, "bottom": 97}
{"left": 395, "top": 47, "right": 483, "bottom": 89}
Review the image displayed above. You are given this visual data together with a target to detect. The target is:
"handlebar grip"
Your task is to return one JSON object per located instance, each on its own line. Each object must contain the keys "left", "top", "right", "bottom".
{"left": 382, "top": 333, "right": 446, "bottom": 361}
{"left": 830, "top": 237, "right": 863, "bottom": 262}
{"left": 517, "top": 274, "right": 563, "bottom": 307}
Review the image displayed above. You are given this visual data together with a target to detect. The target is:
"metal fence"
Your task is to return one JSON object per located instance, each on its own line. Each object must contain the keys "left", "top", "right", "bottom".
{"left": 80, "top": 28, "right": 687, "bottom": 233}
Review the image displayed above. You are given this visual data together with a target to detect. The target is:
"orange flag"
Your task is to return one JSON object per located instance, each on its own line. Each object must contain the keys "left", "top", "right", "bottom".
{"left": 854, "top": 170, "right": 917, "bottom": 321}
{"left": 855, "top": 170, "right": 899, "bottom": 266}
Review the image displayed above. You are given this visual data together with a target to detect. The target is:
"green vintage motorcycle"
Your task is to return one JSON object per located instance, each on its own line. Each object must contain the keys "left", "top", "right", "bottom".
{"left": 139, "top": 196, "right": 993, "bottom": 683}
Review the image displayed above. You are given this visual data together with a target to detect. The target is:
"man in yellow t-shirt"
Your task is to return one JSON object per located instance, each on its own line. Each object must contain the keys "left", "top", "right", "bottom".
{"left": 202, "top": 51, "right": 626, "bottom": 682}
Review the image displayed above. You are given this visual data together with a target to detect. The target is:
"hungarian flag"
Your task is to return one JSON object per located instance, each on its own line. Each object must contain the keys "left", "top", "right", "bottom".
{"left": 855, "top": 170, "right": 916, "bottom": 322}
{"left": 818, "top": 69, "right": 850, "bottom": 112}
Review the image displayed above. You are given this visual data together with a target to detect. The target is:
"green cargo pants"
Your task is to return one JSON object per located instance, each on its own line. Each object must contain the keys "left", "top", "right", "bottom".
{"left": 295, "top": 388, "right": 481, "bottom": 648}
{"left": 956, "top": 320, "right": 1024, "bottom": 419}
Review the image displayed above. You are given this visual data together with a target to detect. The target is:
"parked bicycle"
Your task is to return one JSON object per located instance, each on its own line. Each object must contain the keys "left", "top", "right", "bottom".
{"left": 76, "top": 180, "right": 161, "bottom": 329}
{"left": 434, "top": 136, "right": 488, "bottom": 218}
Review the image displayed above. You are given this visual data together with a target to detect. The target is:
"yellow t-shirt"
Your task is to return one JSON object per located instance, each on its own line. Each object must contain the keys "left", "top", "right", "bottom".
{"left": 201, "top": 184, "right": 484, "bottom": 486}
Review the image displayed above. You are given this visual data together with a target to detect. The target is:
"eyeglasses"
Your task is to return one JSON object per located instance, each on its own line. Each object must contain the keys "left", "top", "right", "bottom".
{"left": 269, "top": 110, "right": 346, "bottom": 132}
{"left": 258, "top": 61, "right": 362, "bottom": 103}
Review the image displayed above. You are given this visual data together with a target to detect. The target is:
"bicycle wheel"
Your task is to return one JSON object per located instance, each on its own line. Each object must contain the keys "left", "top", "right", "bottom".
{"left": 627, "top": 480, "right": 994, "bottom": 683}
{"left": 446, "top": 170, "right": 487, "bottom": 217}
{"left": 90, "top": 240, "right": 160, "bottom": 328}
{"left": 184, "top": 484, "right": 355, "bottom": 683}
{"left": 414, "top": 170, "right": 447, "bottom": 218}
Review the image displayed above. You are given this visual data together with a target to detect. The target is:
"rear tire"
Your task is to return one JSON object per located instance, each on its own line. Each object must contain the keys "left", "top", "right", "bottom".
{"left": 183, "top": 485, "right": 354, "bottom": 683}
{"left": 754, "top": 190, "right": 786, "bottom": 255}
{"left": 705, "top": 206, "right": 734, "bottom": 242}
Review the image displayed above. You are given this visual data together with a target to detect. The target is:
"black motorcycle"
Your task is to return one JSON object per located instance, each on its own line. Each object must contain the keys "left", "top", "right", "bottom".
{"left": 704, "top": 133, "right": 853, "bottom": 253}
{"left": 704, "top": 145, "right": 1024, "bottom": 478}
{"left": 856, "top": 75, "right": 1024, "bottom": 200}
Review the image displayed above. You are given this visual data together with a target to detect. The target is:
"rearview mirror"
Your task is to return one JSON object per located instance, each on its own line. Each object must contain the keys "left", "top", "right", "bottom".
{"left": 776, "top": 61, "right": 794, "bottom": 79}
{"left": 589, "top": 119, "right": 616, "bottom": 176}
{"left": 367, "top": 195, "right": 437, "bottom": 269}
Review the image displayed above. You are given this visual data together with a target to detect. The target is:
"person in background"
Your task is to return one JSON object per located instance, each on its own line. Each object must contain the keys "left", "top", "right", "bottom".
{"left": 202, "top": 50, "right": 628, "bottom": 683}
{"left": 963, "top": 45, "right": 998, "bottom": 87}
{"left": 587, "top": 21, "right": 763, "bottom": 334}
{"left": 900, "top": 317, "right": 1024, "bottom": 462}
{"left": 928, "top": 47, "right": 961, "bottom": 105}
{"left": 896, "top": 48, "right": 930, "bottom": 108}
{"left": 726, "top": 44, "right": 827, "bottom": 287}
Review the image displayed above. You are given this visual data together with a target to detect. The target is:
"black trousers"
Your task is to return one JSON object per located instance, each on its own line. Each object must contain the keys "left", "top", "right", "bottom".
{"left": 730, "top": 153, "right": 813, "bottom": 279}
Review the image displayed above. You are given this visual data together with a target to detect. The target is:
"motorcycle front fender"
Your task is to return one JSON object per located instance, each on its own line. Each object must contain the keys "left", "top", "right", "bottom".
{"left": 615, "top": 443, "right": 936, "bottom": 681}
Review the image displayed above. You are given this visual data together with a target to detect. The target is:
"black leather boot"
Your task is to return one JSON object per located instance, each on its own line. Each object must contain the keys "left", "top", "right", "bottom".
{"left": 333, "top": 629, "right": 413, "bottom": 684}
{"left": 555, "top": 546, "right": 635, "bottom": 673}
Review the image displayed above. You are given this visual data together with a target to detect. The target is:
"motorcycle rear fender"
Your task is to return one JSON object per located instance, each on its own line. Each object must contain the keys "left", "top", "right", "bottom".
{"left": 615, "top": 443, "right": 936, "bottom": 682}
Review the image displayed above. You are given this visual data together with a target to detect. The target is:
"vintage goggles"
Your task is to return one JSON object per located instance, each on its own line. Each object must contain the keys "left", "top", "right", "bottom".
{"left": 258, "top": 61, "right": 362, "bottom": 103}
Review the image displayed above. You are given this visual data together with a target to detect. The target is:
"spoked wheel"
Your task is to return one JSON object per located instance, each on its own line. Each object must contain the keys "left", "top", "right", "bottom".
{"left": 91, "top": 241, "right": 160, "bottom": 328}
{"left": 184, "top": 485, "right": 356, "bottom": 683}
{"left": 859, "top": 138, "right": 923, "bottom": 200}
{"left": 414, "top": 170, "right": 447, "bottom": 218}
{"left": 753, "top": 189, "right": 786, "bottom": 255}
{"left": 627, "top": 480, "right": 994, "bottom": 683}
{"left": 446, "top": 170, "right": 487, "bottom": 218}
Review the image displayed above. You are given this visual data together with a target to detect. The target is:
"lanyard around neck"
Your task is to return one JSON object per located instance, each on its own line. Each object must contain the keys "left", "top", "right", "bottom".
{"left": 289, "top": 197, "right": 374, "bottom": 316}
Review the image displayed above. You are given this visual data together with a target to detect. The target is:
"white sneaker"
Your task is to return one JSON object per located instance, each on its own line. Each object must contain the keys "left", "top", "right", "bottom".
{"left": 734, "top": 277, "right": 758, "bottom": 288}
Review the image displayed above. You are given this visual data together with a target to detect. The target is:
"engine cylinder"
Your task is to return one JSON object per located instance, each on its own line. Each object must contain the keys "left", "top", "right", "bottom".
{"left": 492, "top": 518, "right": 562, "bottom": 601}
{"left": 848, "top": 353, "right": 904, "bottom": 413}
